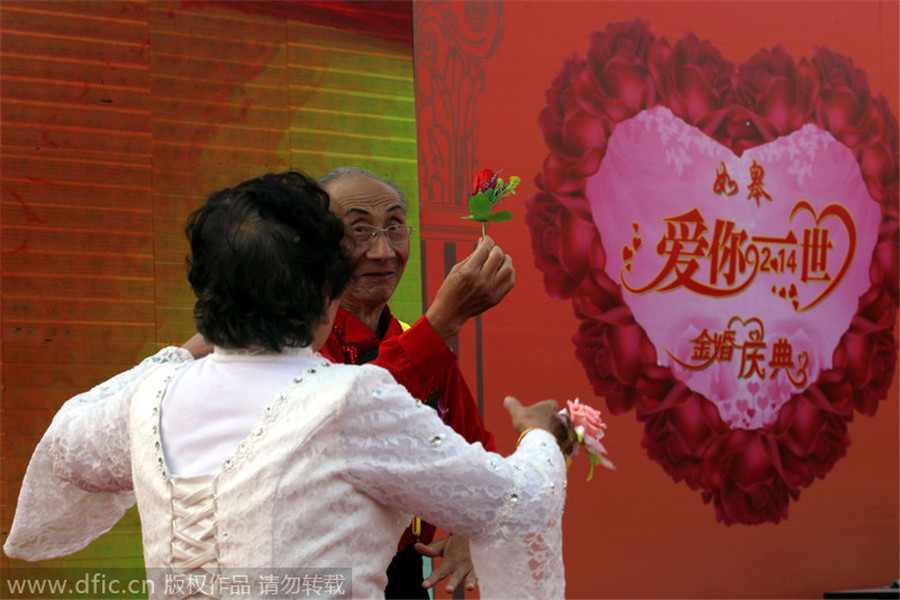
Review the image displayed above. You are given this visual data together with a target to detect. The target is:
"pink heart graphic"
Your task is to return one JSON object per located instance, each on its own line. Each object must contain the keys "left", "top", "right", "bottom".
{"left": 525, "top": 19, "right": 899, "bottom": 525}
{"left": 588, "top": 107, "right": 880, "bottom": 429}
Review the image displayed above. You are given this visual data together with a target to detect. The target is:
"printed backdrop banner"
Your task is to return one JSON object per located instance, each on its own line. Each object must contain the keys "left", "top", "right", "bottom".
{"left": 414, "top": 2, "right": 898, "bottom": 597}
{"left": 528, "top": 19, "right": 898, "bottom": 526}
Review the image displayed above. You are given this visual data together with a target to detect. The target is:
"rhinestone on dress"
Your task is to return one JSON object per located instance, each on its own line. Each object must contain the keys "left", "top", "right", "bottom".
{"left": 292, "top": 377, "right": 303, "bottom": 384}
{"left": 429, "top": 434, "right": 445, "bottom": 447}
{"left": 509, "top": 493, "right": 519, "bottom": 504}
{"left": 224, "top": 459, "right": 233, "bottom": 470}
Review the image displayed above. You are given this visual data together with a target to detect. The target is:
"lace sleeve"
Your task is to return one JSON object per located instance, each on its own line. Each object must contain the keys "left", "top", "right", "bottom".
{"left": 337, "top": 365, "right": 566, "bottom": 598}
{"left": 2, "top": 347, "right": 192, "bottom": 562}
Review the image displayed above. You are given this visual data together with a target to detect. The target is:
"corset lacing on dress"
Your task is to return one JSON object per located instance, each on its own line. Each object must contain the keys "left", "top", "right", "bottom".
{"left": 170, "top": 475, "right": 219, "bottom": 598}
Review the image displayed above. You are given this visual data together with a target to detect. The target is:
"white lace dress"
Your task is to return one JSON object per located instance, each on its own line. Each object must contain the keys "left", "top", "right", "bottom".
{"left": 4, "top": 347, "right": 566, "bottom": 599}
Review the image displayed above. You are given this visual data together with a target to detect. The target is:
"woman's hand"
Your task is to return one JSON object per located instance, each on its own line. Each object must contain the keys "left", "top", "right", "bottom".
{"left": 503, "top": 396, "right": 569, "bottom": 447}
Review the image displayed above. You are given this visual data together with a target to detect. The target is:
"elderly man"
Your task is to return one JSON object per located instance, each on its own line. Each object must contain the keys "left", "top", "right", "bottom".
{"left": 316, "top": 167, "right": 513, "bottom": 598}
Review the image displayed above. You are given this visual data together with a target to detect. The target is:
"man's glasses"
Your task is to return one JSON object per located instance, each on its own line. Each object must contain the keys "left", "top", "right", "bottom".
{"left": 350, "top": 224, "right": 415, "bottom": 245}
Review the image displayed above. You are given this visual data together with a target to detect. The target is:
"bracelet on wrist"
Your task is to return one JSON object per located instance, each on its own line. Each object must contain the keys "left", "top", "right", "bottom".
{"left": 516, "top": 427, "right": 537, "bottom": 448}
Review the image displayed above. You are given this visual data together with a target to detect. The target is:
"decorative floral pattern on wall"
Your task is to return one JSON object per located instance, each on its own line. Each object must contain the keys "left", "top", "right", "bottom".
{"left": 526, "top": 19, "right": 899, "bottom": 525}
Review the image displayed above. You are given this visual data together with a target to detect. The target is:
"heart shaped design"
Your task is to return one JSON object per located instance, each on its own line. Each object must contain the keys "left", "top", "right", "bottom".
{"left": 525, "top": 19, "right": 899, "bottom": 525}
{"left": 588, "top": 107, "right": 880, "bottom": 429}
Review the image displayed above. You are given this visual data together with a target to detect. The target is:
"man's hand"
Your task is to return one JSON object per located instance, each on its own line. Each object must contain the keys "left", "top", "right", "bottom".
{"left": 182, "top": 333, "right": 213, "bottom": 359}
{"left": 425, "top": 236, "right": 515, "bottom": 343}
{"left": 415, "top": 535, "right": 477, "bottom": 593}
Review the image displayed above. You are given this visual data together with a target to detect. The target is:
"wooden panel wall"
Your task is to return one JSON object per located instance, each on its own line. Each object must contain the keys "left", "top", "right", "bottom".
{"left": 1, "top": 0, "right": 418, "bottom": 580}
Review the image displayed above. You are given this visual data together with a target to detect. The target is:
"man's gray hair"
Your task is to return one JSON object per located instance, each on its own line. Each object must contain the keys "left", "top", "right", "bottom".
{"left": 318, "top": 167, "right": 407, "bottom": 210}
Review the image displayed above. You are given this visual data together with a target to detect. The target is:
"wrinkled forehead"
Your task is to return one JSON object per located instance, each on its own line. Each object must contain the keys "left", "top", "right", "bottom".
{"left": 323, "top": 176, "right": 406, "bottom": 219}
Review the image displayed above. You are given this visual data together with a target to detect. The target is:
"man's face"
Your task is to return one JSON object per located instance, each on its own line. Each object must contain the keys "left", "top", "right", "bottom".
{"left": 324, "top": 176, "right": 410, "bottom": 314}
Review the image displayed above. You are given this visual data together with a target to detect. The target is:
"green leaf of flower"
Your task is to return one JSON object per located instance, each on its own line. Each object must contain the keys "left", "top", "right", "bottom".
{"left": 485, "top": 210, "right": 513, "bottom": 222}
{"left": 468, "top": 193, "right": 493, "bottom": 220}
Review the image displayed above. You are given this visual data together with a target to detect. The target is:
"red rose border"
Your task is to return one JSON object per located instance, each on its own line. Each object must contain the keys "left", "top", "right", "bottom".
{"left": 525, "top": 19, "right": 899, "bottom": 524}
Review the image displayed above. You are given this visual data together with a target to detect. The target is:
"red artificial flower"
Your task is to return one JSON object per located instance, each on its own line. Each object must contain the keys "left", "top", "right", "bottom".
{"left": 471, "top": 168, "right": 496, "bottom": 195}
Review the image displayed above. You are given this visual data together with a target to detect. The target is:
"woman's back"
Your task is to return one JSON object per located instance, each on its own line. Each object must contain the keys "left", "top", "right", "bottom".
{"left": 134, "top": 354, "right": 408, "bottom": 597}
{"left": 4, "top": 172, "right": 569, "bottom": 598}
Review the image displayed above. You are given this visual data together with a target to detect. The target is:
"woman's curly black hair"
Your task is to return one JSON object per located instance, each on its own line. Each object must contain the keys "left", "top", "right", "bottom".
{"left": 185, "top": 171, "right": 352, "bottom": 351}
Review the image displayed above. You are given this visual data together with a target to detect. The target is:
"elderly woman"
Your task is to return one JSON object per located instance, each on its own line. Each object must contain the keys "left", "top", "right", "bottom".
{"left": 3, "top": 172, "right": 568, "bottom": 599}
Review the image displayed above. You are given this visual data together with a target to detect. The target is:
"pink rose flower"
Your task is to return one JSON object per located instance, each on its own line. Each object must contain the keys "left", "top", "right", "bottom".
{"left": 566, "top": 397, "right": 607, "bottom": 452}
{"left": 560, "top": 398, "right": 615, "bottom": 479}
